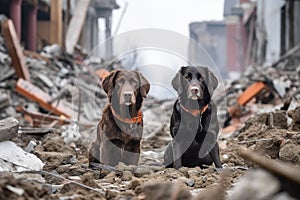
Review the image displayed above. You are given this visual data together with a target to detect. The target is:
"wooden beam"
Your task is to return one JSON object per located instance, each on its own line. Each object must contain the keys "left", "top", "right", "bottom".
{"left": 65, "top": 0, "right": 91, "bottom": 54}
{"left": 1, "top": 19, "right": 31, "bottom": 82}
{"left": 16, "top": 106, "right": 71, "bottom": 126}
{"left": 50, "top": 0, "right": 62, "bottom": 45}
{"left": 15, "top": 78, "right": 73, "bottom": 118}
{"left": 238, "top": 149, "right": 300, "bottom": 185}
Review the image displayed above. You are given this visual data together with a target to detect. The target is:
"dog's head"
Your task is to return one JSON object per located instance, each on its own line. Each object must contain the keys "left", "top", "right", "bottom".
{"left": 102, "top": 69, "right": 150, "bottom": 106}
{"left": 172, "top": 66, "right": 218, "bottom": 102}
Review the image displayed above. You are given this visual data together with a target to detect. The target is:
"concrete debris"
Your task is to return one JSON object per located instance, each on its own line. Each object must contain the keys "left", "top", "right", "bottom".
{"left": 229, "top": 169, "right": 281, "bottom": 200}
{"left": 0, "top": 117, "right": 19, "bottom": 142}
{"left": 24, "top": 140, "right": 37, "bottom": 153}
{"left": 0, "top": 141, "right": 44, "bottom": 172}
{"left": 0, "top": 173, "right": 50, "bottom": 199}
{"left": 0, "top": 10, "right": 299, "bottom": 199}
{"left": 142, "top": 182, "right": 192, "bottom": 200}
{"left": 61, "top": 121, "right": 81, "bottom": 144}
{"left": 237, "top": 149, "right": 300, "bottom": 199}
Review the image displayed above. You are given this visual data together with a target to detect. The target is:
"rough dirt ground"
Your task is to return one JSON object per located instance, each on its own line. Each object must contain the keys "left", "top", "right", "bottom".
{"left": 0, "top": 103, "right": 300, "bottom": 199}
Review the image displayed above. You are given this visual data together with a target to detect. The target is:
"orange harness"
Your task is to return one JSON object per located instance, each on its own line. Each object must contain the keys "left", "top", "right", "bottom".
{"left": 180, "top": 104, "right": 209, "bottom": 117}
{"left": 110, "top": 107, "right": 143, "bottom": 124}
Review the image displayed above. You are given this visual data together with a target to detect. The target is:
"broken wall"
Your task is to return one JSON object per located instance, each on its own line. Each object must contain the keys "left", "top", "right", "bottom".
{"left": 256, "top": 0, "right": 285, "bottom": 65}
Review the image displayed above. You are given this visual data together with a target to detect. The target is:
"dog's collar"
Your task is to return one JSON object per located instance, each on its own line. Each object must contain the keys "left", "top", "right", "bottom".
{"left": 110, "top": 106, "right": 143, "bottom": 124}
{"left": 180, "top": 104, "right": 209, "bottom": 117}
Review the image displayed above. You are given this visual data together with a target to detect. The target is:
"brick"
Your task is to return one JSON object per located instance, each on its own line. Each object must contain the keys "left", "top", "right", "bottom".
{"left": 238, "top": 81, "right": 266, "bottom": 106}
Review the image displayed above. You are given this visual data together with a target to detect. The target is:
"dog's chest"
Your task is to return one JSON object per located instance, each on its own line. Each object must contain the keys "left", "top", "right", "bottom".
{"left": 101, "top": 120, "right": 143, "bottom": 141}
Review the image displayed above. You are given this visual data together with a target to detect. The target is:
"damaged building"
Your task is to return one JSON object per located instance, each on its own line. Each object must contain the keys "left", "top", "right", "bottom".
{"left": 0, "top": 0, "right": 299, "bottom": 199}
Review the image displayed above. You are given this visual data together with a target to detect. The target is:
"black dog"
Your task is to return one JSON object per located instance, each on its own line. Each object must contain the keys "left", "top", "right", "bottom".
{"left": 164, "top": 66, "right": 222, "bottom": 169}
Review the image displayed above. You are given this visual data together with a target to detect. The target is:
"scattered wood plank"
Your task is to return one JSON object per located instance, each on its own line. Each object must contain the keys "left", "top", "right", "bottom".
{"left": 15, "top": 78, "right": 73, "bottom": 118}
{"left": 1, "top": 19, "right": 31, "bottom": 82}
{"left": 18, "top": 127, "right": 57, "bottom": 135}
{"left": 0, "top": 117, "right": 19, "bottom": 142}
{"left": 50, "top": 0, "right": 62, "bottom": 46}
{"left": 65, "top": 0, "right": 91, "bottom": 54}
{"left": 238, "top": 149, "right": 300, "bottom": 185}
{"left": 16, "top": 106, "right": 71, "bottom": 126}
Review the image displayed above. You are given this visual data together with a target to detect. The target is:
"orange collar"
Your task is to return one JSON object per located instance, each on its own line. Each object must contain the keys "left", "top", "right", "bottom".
{"left": 110, "top": 107, "right": 143, "bottom": 124}
{"left": 180, "top": 104, "right": 209, "bottom": 117}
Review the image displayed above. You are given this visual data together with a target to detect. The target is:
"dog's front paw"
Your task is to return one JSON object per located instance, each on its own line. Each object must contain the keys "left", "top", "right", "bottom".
{"left": 173, "top": 159, "right": 182, "bottom": 169}
{"left": 214, "top": 167, "right": 224, "bottom": 173}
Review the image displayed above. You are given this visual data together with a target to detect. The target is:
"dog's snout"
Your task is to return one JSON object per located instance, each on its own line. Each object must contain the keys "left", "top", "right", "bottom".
{"left": 190, "top": 86, "right": 199, "bottom": 95}
{"left": 123, "top": 91, "right": 133, "bottom": 99}
{"left": 191, "top": 88, "right": 198, "bottom": 95}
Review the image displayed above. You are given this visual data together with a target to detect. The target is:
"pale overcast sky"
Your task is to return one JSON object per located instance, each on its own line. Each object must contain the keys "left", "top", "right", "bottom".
{"left": 112, "top": 0, "right": 225, "bottom": 37}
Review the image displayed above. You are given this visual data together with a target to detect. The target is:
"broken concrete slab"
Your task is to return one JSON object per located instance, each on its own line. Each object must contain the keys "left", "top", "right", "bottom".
{"left": 0, "top": 141, "right": 44, "bottom": 172}
{"left": 0, "top": 93, "right": 10, "bottom": 110}
{"left": 0, "top": 117, "right": 19, "bottom": 142}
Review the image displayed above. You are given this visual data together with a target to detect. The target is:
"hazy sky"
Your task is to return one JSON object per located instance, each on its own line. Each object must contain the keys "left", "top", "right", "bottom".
{"left": 112, "top": 0, "right": 225, "bottom": 37}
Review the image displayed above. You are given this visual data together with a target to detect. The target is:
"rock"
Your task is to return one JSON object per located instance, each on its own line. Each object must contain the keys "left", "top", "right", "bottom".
{"left": 279, "top": 143, "right": 300, "bottom": 163}
{"left": 115, "top": 162, "right": 135, "bottom": 172}
{"left": 187, "top": 167, "right": 201, "bottom": 178}
{"left": 270, "top": 111, "right": 288, "bottom": 129}
{"left": 0, "top": 117, "right": 19, "bottom": 142}
{"left": 253, "top": 138, "right": 281, "bottom": 159}
{"left": 134, "top": 166, "right": 152, "bottom": 177}
{"left": 0, "top": 141, "right": 44, "bottom": 172}
{"left": 195, "top": 184, "right": 225, "bottom": 200}
{"left": 121, "top": 170, "right": 133, "bottom": 181}
{"left": 36, "top": 151, "right": 73, "bottom": 170}
{"left": 13, "top": 173, "right": 45, "bottom": 184}
{"left": 24, "top": 140, "right": 37, "bottom": 153}
{"left": 243, "top": 113, "right": 269, "bottom": 130}
{"left": 229, "top": 169, "right": 281, "bottom": 200}
{"left": 142, "top": 182, "right": 192, "bottom": 200}
{"left": 185, "top": 179, "right": 195, "bottom": 187}
{"left": 288, "top": 106, "right": 300, "bottom": 131}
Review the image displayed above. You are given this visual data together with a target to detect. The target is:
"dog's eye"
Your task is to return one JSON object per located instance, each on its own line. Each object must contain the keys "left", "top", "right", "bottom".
{"left": 117, "top": 78, "right": 125, "bottom": 84}
{"left": 197, "top": 74, "right": 202, "bottom": 80}
{"left": 129, "top": 78, "right": 138, "bottom": 85}
{"left": 184, "top": 73, "right": 191, "bottom": 80}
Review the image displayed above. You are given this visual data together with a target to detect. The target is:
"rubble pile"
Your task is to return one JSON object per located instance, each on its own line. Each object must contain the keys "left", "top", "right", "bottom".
{"left": 0, "top": 27, "right": 299, "bottom": 199}
{"left": 223, "top": 56, "right": 300, "bottom": 109}
{"left": 233, "top": 108, "right": 300, "bottom": 164}
{"left": 0, "top": 33, "right": 104, "bottom": 123}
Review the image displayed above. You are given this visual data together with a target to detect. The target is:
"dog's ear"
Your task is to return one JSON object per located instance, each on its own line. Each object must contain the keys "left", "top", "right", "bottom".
{"left": 197, "top": 66, "right": 218, "bottom": 96}
{"left": 102, "top": 70, "right": 120, "bottom": 97}
{"left": 137, "top": 72, "right": 150, "bottom": 98}
{"left": 172, "top": 66, "right": 187, "bottom": 94}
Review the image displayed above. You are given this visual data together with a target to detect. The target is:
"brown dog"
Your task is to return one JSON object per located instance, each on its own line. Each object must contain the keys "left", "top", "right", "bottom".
{"left": 89, "top": 69, "right": 150, "bottom": 166}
